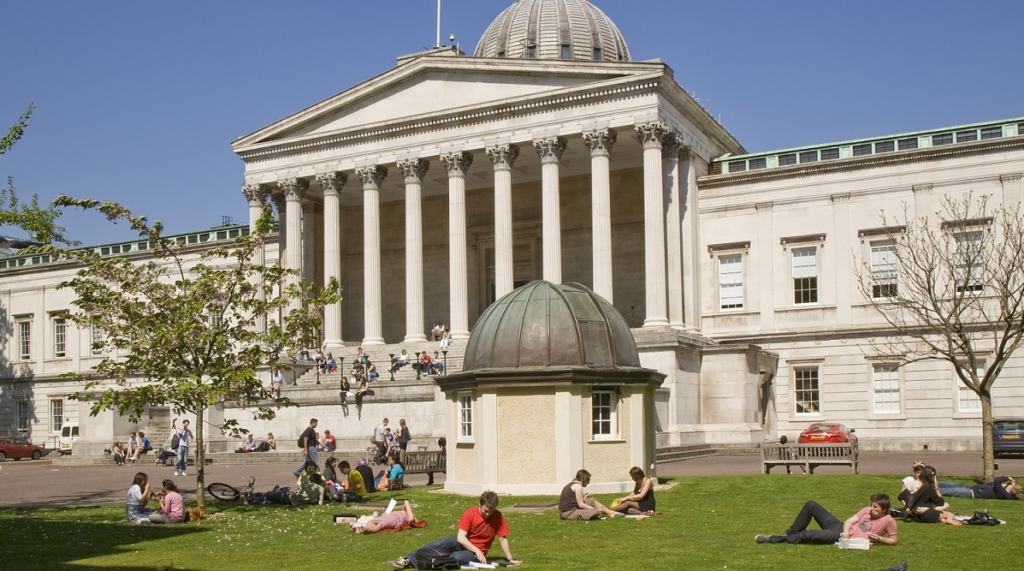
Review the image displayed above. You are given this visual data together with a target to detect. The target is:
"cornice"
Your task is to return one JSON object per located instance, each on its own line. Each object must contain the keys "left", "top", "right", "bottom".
{"left": 700, "top": 136, "right": 1024, "bottom": 190}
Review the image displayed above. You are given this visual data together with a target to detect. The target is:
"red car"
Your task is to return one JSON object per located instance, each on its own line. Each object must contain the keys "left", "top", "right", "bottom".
{"left": 0, "top": 436, "right": 45, "bottom": 461}
{"left": 798, "top": 423, "right": 857, "bottom": 449}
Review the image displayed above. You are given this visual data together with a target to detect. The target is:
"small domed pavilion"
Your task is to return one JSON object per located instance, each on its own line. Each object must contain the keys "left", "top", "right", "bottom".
{"left": 436, "top": 281, "right": 665, "bottom": 495}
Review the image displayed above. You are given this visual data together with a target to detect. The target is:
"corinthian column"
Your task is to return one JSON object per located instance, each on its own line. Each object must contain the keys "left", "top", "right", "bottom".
{"left": 662, "top": 134, "right": 684, "bottom": 329}
{"left": 584, "top": 129, "right": 616, "bottom": 302}
{"left": 442, "top": 151, "right": 473, "bottom": 340}
{"left": 534, "top": 136, "right": 567, "bottom": 283}
{"left": 636, "top": 122, "right": 669, "bottom": 327}
{"left": 279, "top": 178, "right": 308, "bottom": 314}
{"left": 242, "top": 184, "right": 268, "bottom": 332}
{"left": 487, "top": 144, "right": 519, "bottom": 299}
{"left": 316, "top": 172, "right": 346, "bottom": 350}
{"left": 357, "top": 166, "right": 387, "bottom": 346}
{"left": 271, "top": 192, "right": 286, "bottom": 268}
{"left": 399, "top": 159, "right": 430, "bottom": 342}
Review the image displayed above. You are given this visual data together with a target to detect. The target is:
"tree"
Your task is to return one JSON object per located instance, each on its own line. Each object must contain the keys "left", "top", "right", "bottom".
{"left": 857, "top": 192, "right": 1024, "bottom": 480}
{"left": 1, "top": 104, "right": 76, "bottom": 246}
{"left": 47, "top": 197, "right": 339, "bottom": 507}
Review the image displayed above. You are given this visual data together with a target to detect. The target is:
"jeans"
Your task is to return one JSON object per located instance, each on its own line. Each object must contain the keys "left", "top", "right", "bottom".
{"left": 783, "top": 501, "right": 844, "bottom": 544}
{"left": 407, "top": 536, "right": 478, "bottom": 568}
{"left": 938, "top": 482, "right": 974, "bottom": 498}
{"left": 174, "top": 446, "right": 189, "bottom": 473}
{"left": 294, "top": 446, "right": 319, "bottom": 476}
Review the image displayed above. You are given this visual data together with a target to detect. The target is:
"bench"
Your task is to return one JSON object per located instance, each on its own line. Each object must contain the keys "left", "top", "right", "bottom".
{"left": 760, "top": 442, "right": 858, "bottom": 474}
{"left": 400, "top": 450, "right": 446, "bottom": 475}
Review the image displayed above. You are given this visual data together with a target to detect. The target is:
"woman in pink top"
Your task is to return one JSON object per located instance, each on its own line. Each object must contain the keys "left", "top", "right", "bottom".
{"left": 352, "top": 500, "right": 417, "bottom": 534}
{"left": 148, "top": 479, "right": 186, "bottom": 524}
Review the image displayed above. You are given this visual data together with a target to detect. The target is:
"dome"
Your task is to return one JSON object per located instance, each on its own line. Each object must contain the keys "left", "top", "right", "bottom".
{"left": 462, "top": 281, "right": 641, "bottom": 370}
{"left": 474, "top": 0, "right": 630, "bottom": 63}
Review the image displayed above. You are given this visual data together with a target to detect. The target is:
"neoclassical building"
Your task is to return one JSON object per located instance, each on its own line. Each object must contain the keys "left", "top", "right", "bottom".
{"left": 2, "top": 0, "right": 1022, "bottom": 454}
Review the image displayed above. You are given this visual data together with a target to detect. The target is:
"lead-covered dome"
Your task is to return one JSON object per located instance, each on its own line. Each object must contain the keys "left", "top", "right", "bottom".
{"left": 462, "top": 281, "right": 640, "bottom": 370}
{"left": 474, "top": 0, "right": 630, "bottom": 62}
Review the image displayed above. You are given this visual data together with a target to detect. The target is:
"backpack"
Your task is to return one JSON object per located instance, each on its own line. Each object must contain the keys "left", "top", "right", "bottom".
{"left": 298, "top": 435, "right": 305, "bottom": 449}
{"left": 170, "top": 433, "right": 181, "bottom": 450}
{"left": 413, "top": 547, "right": 461, "bottom": 570}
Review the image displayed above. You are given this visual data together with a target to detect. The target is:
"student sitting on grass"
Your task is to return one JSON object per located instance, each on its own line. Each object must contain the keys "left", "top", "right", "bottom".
{"left": 559, "top": 469, "right": 620, "bottom": 520}
{"left": 755, "top": 493, "right": 898, "bottom": 545}
{"left": 610, "top": 466, "right": 655, "bottom": 515}
{"left": 898, "top": 465, "right": 960, "bottom": 525}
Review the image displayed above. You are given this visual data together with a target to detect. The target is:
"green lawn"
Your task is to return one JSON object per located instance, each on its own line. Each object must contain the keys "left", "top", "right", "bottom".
{"left": 1, "top": 475, "right": 1019, "bottom": 570}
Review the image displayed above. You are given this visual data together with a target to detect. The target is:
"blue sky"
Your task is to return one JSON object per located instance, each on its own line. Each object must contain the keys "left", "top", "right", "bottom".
{"left": 2, "top": 0, "right": 1022, "bottom": 246}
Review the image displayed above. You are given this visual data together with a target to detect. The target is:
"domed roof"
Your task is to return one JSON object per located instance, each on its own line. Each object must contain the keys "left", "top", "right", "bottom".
{"left": 462, "top": 281, "right": 641, "bottom": 370}
{"left": 474, "top": 0, "right": 630, "bottom": 63}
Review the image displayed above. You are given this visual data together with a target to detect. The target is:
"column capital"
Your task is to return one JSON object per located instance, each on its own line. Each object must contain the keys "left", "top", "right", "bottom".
{"left": 533, "top": 136, "right": 567, "bottom": 164}
{"left": 486, "top": 144, "right": 520, "bottom": 171}
{"left": 1001, "top": 173, "right": 1023, "bottom": 184}
{"left": 279, "top": 178, "right": 309, "bottom": 201}
{"left": 755, "top": 201, "right": 774, "bottom": 212}
{"left": 441, "top": 151, "right": 474, "bottom": 177}
{"left": 398, "top": 158, "right": 431, "bottom": 183}
{"left": 270, "top": 191, "right": 286, "bottom": 215}
{"left": 241, "top": 183, "right": 268, "bottom": 207}
{"left": 635, "top": 122, "right": 668, "bottom": 151}
{"left": 583, "top": 129, "right": 617, "bottom": 157}
{"left": 356, "top": 165, "right": 388, "bottom": 190}
{"left": 316, "top": 172, "right": 348, "bottom": 197}
{"left": 661, "top": 133, "right": 686, "bottom": 160}
{"left": 912, "top": 183, "right": 933, "bottom": 194}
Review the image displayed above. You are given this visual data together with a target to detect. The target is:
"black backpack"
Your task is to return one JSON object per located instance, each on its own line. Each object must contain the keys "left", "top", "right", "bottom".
{"left": 170, "top": 432, "right": 181, "bottom": 449}
{"left": 413, "top": 547, "right": 461, "bottom": 570}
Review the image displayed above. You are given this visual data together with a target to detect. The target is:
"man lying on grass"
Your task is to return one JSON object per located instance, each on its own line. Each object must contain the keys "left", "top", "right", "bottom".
{"left": 755, "top": 493, "right": 898, "bottom": 546}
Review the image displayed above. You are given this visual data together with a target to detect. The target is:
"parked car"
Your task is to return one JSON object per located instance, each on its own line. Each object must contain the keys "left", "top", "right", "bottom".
{"left": 0, "top": 436, "right": 45, "bottom": 461}
{"left": 798, "top": 423, "right": 858, "bottom": 451}
{"left": 58, "top": 424, "right": 79, "bottom": 455}
{"left": 993, "top": 418, "right": 1024, "bottom": 457}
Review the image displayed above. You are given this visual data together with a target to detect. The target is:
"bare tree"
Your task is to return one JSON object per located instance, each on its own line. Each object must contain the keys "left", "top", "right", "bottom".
{"left": 857, "top": 192, "right": 1024, "bottom": 480}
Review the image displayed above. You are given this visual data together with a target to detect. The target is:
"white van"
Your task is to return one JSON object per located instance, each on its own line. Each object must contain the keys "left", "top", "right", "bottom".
{"left": 58, "top": 424, "right": 79, "bottom": 455}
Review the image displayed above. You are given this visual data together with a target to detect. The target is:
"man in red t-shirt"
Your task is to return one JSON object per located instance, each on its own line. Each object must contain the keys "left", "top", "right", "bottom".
{"left": 394, "top": 491, "right": 521, "bottom": 569}
{"left": 755, "top": 493, "right": 898, "bottom": 545}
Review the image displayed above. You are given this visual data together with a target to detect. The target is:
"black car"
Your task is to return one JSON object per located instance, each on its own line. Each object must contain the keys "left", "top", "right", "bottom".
{"left": 993, "top": 418, "right": 1024, "bottom": 457}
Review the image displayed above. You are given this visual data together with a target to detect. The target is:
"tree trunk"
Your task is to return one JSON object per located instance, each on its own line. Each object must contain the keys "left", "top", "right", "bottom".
{"left": 981, "top": 391, "right": 995, "bottom": 482}
{"left": 196, "top": 404, "right": 206, "bottom": 509}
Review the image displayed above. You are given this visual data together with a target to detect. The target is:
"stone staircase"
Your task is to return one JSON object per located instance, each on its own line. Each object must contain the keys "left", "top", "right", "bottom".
{"left": 655, "top": 444, "right": 718, "bottom": 463}
{"left": 294, "top": 341, "right": 466, "bottom": 386}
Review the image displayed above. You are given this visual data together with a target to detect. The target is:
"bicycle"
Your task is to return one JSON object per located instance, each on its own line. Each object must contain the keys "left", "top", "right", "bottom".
{"left": 207, "top": 476, "right": 256, "bottom": 503}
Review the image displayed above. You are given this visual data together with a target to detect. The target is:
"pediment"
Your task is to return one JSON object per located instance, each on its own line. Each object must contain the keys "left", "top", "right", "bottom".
{"left": 233, "top": 58, "right": 659, "bottom": 152}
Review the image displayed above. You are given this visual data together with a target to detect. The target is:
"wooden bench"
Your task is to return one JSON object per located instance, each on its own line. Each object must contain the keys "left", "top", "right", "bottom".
{"left": 400, "top": 450, "right": 446, "bottom": 475}
{"left": 760, "top": 442, "right": 859, "bottom": 474}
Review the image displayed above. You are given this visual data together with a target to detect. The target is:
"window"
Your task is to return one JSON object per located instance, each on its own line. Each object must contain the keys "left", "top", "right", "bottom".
{"left": 870, "top": 242, "right": 897, "bottom": 298}
{"left": 91, "top": 326, "right": 105, "bottom": 355}
{"left": 794, "top": 367, "right": 820, "bottom": 414}
{"left": 728, "top": 160, "right": 747, "bottom": 173}
{"left": 799, "top": 151, "right": 818, "bottom": 163}
{"left": 719, "top": 254, "right": 744, "bottom": 309}
{"left": 592, "top": 46, "right": 602, "bottom": 60}
{"left": 872, "top": 364, "right": 901, "bottom": 413}
{"left": 458, "top": 393, "right": 473, "bottom": 441}
{"left": 820, "top": 148, "right": 840, "bottom": 161}
{"left": 526, "top": 44, "right": 537, "bottom": 58}
{"left": 592, "top": 390, "right": 616, "bottom": 439}
{"left": 560, "top": 44, "right": 571, "bottom": 59}
{"left": 53, "top": 317, "right": 66, "bottom": 358}
{"left": 875, "top": 141, "right": 894, "bottom": 153}
{"left": 957, "top": 130, "right": 978, "bottom": 143}
{"left": 778, "top": 153, "right": 797, "bottom": 166}
{"left": 852, "top": 143, "right": 872, "bottom": 156}
{"left": 956, "top": 360, "right": 984, "bottom": 412}
{"left": 792, "top": 247, "right": 818, "bottom": 304}
{"left": 748, "top": 157, "right": 766, "bottom": 170}
{"left": 953, "top": 231, "right": 984, "bottom": 292}
{"left": 50, "top": 399, "right": 63, "bottom": 432}
{"left": 932, "top": 133, "right": 953, "bottom": 146}
{"left": 16, "top": 401, "right": 29, "bottom": 434}
{"left": 898, "top": 138, "right": 918, "bottom": 150}
{"left": 17, "top": 318, "right": 31, "bottom": 361}
{"left": 980, "top": 126, "right": 1002, "bottom": 140}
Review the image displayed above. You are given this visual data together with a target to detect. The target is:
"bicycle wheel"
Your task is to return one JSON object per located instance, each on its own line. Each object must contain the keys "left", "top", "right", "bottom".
{"left": 207, "top": 482, "right": 240, "bottom": 501}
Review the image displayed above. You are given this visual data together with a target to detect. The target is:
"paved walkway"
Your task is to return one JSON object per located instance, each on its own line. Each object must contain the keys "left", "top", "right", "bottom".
{"left": 1, "top": 452, "right": 1019, "bottom": 509}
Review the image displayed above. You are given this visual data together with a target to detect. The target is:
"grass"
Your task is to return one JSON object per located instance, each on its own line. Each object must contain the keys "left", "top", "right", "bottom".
{"left": 1, "top": 475, "right": 1020, "bottom": 570}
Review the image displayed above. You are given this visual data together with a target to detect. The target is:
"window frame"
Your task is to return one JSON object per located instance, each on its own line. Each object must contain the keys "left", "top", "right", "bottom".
{"left": 457, "top": 392, "right": 474, "bottom": 443}
{"left": 791, "top": 246, "right": 819, "bottom": 305}
{"left": 16, "top": 400, "right": 30, "bottom": 434}
{"left": 91, "top": 326, "right": 105, "bottom": 356}
{"left": 869, "top": 241, "right": 898, "bottom": 298}
{"left": 952, "top": 229, "right": 985, "bottom": 293}
{"left": 16, "top": 317, "right": 32, "bottom": 362}
{"left": 50, "top": 399, "right": 64, "bottom": 433}
{"left": 792, "top": 364, "right": 822, "bottom": 416}
{"left": 954, "top": 360, "right": 983, "bottom": 414}
{"left": 871, "top": 363, "right": 902, "bottom": 414}
{"left": 53, "top": 316, "right": 67, "bottom": 359}
{"left": 591, "top": 389, "right": 617, "bottom": 440}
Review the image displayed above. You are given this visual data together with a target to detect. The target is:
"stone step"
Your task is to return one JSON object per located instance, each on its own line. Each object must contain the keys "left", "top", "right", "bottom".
{"left": 655, "top": 445, "right": 717, "bottom": 463}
